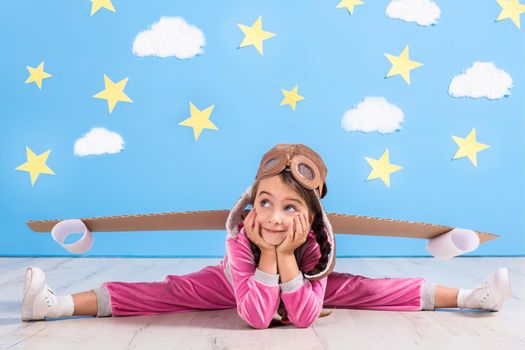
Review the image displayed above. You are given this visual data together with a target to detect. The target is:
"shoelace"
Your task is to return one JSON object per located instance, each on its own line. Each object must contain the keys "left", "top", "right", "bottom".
{"left": 44, "top": 288, "right": 55, "bottom": 310}
{"left": 476, "top": 280, "right": 498, "bottom": 307}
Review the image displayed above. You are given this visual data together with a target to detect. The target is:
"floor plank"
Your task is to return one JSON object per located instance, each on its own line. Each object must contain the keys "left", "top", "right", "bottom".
{"left": 1, "top": 257, "right": 523, "bottom": 350}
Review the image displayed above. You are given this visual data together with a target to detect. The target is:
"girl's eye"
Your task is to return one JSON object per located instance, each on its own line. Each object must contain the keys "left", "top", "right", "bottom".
{"left": 285, "top": 205, "right": 297, "bottom": 212}
{"left": 259, "top": 199, "right": 297, "bottom": 212}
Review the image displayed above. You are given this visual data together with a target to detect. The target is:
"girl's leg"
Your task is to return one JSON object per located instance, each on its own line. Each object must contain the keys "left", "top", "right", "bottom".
{"left": 96, "top": 264, "right": 236, "bottom": 317}
{"left": 434, "top": 285, "right": 458, "bottom": 308}
{"left": 422, "top": 268, "right": 512, "bottom": 311}
{"left": 22, "top": 264, "right": 236, "bottom": 321}
{"left": 72, "top": 290, "right": 98, "bottom": 316}
{"left": 323, "top": 271, "right": 434, "bottom": 311}
{"left": 323, "top": 268, "right": 512, "bottom": 312}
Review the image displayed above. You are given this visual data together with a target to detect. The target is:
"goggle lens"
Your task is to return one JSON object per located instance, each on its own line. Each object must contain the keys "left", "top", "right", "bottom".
{"left": 263, "top": 157, "right": 281, "bottom": 171}
{"left": 298, "top": 163, "right": 315, "bottom": 180}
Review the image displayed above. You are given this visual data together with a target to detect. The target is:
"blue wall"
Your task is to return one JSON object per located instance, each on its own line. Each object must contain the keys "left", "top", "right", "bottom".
{"left": 1, "top": 1, "right": 524, "bottom": 257}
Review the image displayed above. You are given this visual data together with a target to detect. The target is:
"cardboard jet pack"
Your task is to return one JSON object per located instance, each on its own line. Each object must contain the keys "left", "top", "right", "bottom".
{"left": 26, "top": 209, "right": 498, "bottom": 259}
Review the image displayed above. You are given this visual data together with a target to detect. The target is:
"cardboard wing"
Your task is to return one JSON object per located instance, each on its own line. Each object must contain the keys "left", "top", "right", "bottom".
{"left": 26, "top": 210, "right": 498, "bottom": 257}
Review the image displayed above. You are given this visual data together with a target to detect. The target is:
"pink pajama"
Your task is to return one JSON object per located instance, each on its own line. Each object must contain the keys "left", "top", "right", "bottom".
{"left": 102, "top": 263, "right": 425, "bottom": 317}
{"left": 100, "top": 225, "right": 430, "bottom": 326}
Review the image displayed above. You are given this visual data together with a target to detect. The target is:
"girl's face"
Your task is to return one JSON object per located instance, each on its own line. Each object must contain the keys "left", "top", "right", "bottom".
{"left": 253, "top": 175, "right": 312, "bottom": 246}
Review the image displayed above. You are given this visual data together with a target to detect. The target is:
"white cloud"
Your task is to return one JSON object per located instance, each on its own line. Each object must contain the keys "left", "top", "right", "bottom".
{"left": 448, "top": 62, "right": 513, "bottom": 100}
{"left": 385, "top": 0, "right": 441, "bottom": 26}
{"left": 132, "top": 17, "right": 205, "bottom": 59}
{"left": 341, "top": 96, "right": 404, "bottom": 134}
{"left": 74, "top": 128, "right": 124, "bottom": 156}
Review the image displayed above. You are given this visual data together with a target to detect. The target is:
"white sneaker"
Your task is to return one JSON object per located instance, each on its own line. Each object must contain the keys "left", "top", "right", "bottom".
{"left": 463, "top": 267, "right": 513, "bottom": 311}
{"left": 21, "top": 267, "right": 58, "bottom": 321}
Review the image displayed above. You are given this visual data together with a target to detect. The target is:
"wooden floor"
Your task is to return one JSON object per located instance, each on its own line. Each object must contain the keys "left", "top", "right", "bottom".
{"left": 0, "top": 257, "right": 523, "bottom": 350}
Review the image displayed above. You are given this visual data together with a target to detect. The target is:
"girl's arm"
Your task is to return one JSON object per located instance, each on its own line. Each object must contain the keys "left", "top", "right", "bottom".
{"left": 277, "top": 231, "right": 327, "bottom": 328}
{"left": 225, "top": 231, "right": 280, "bottom": 329}
{"left": 277, "top": 252, "right": 300, "bottom": 283}
{"left": 258, "top": 248, "right": 278, "bottom": 275}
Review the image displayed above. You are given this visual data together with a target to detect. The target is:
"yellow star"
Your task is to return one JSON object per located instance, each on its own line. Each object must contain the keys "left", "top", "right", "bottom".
{"left": 90, "top": 0, "right": 116, "bottom": 16}
{"left": 496, "top": 0, "right": 525, "bottom": 28}
{"left": 179, "top": 102, "right": 218, "bottom": 141}
{"left": 451, "top": 128, "right": 490, "bottom": 167}
{"left": 280, "top": 85, "right": 305, "bottom": 111}
{"left": 93, "top": 75, "right": 133, "bottom": 114}
{"left": 15, "top": 147, "right": 55, "bottom": 186}
{"left": 336, "top": 0, "right": 364, "bottom": 14}
{"left": 384, "top": 45, "right": 423, "bottom": 85}
{"left": 25, "top": 62, "right": 52, "bottom": 89}
{"left": 237, "top": 16, "right": 276, "bottom": 55}
{"left": 365, "top": 149, "right": 402, "bottom": 188}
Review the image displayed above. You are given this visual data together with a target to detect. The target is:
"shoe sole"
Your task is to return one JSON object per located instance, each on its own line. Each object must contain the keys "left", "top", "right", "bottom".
{"left": 21, "top": 267, "right": 46, "bottom": 321}
{"left": 489, "top": 267, "right": 513, "bottom": 311}
{"left": 497, "top": 267, "right": 512, "bottom": 299}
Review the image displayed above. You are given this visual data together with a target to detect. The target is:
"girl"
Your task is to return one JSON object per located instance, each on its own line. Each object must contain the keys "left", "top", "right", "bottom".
{"left": 21, "top": 144, "right": 513, "bottom": 328}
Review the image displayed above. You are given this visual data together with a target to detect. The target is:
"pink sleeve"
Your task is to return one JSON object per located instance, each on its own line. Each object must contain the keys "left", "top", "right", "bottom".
{"left": 225, "top": 228, "right": 280, "bottom": 329}
{"left": 280, "top": 231, "right": 327, "bottom": 328}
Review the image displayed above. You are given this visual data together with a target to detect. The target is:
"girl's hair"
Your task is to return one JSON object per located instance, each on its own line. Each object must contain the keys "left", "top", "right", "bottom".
{"left": 247, "top": 170, "right": 330, "bottom": 277}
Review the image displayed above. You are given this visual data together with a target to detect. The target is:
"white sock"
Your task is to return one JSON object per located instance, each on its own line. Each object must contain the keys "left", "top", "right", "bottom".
{"left": 457, "top": 288, "right": 479, "bottom": 309}
{"left": 47, "top": 294, "right": 75, "bottom": 317}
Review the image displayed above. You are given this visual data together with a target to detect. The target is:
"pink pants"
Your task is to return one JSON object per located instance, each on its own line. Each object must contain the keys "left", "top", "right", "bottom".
{"left": 100, "top": 263, "right": 429, "bottom": 317}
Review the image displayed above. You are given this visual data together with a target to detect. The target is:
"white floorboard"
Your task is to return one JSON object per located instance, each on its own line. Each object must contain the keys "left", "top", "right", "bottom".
{"left": 0, "top": 257, "right": 523, "bottom": 350}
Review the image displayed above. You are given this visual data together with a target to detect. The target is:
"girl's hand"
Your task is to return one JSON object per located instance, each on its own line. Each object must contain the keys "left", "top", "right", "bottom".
{"left": 243, "top": 208, "right": 275, "bottom": 252}
{"left": 276, "top": 212, "right": 309, "bottom": 255}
